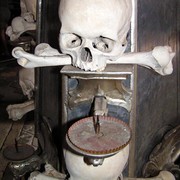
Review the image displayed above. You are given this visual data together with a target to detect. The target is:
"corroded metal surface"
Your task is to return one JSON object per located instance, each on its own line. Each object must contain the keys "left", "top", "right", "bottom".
{"left": 67, "top": 116, "right": 131, "bottom": 156}
{"left": 8, "top": 155, "right": 43, "bottom": 178}
{"left": 3, "top": 144, "right": 35, "bottom": 161}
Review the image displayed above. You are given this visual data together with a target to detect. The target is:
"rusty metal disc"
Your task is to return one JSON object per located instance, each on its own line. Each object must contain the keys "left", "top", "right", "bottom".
{"left": 67, "top": 116, "right": 131, "bottom": 156}
{"left": 3, "top": 144, "right": 35, "bottom": 161}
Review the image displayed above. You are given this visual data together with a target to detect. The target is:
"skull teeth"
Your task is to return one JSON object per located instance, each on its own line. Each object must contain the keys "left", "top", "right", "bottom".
{"left": 81, "top": 48, "right": 92, "bottom": 62}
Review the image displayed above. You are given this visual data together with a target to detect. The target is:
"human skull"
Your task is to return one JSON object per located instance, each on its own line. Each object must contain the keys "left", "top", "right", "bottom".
{"left": 59, "top": 0, "right": 132, "bottom": 71}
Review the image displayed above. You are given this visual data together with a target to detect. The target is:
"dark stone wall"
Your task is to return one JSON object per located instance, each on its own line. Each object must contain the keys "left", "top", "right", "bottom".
{"left": 36, "top": 0, "right": 61, "bottom": 129}
{"left": 35, "top": 0, "right": 63, "bottom": 163}
{"left": 134, "top": 0, "right": 179, "bottom": 177}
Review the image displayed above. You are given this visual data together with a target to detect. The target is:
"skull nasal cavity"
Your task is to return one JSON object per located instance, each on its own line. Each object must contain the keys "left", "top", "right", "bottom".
{"left": 81, "top": 48, "right": 92, "bottom": 62}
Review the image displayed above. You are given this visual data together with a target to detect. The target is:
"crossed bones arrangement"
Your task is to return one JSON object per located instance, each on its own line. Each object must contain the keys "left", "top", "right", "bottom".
{"left": 8, "top": 0, "right": 175, "bottom": 120}
{"left": 12, "top": 0, "right": 175, "bottom": 76}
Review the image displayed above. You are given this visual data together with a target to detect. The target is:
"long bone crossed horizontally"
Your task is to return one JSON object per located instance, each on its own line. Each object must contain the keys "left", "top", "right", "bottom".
{"left": 12, "top": 0, "right": 175, "bottom": 75}
{"left": 12, "top": 43, "right": 175, "bottom": 75}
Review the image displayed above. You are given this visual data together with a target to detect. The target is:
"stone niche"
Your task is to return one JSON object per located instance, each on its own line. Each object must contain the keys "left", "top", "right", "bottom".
{"left": 35, "top": 0, "right": 179, "bottom": 177}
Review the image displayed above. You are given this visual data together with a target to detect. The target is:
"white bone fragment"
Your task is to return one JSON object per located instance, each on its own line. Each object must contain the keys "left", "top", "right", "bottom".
{"left": 6, "top": 68, "right": 35, "bottom": 121}
{"left": 6, "top": 15, "right": 36, "bottom": 41}
{"left": 29, "top": 172, "right": 59, "bottom": 180}
{"left": 124, "top": 171, "right": 175, "bottom": 180}
{"left": 19, "top": 68, "right": 34, "bottom": 99}
{"left": 28, "top": 164, "right": 66, "bottom": 180}
{"left": 12, "top": 44, "right": 72, "bottom": 68}
{"left": 107, "top": 46, "right": 175, "bottom": 75}
{"left": 20, "top": 0, "right": 37, "bottom": 20}
{"left": 6, "top": 100, "right": 34, "bottom": 121}
{"left": 43, "top": 164, "right": 66, "bottom": 179}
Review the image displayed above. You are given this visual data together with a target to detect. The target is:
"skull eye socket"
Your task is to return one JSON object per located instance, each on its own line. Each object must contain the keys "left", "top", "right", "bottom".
{"left": 61, "top": 33, "right": 82, "bottom": 48}
{"left": 93, "top": 37, "right": 114, "bottom": 53}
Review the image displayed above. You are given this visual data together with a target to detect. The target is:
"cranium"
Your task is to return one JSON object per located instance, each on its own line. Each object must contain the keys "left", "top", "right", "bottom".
{"left": 59, "top": 0, "right": 132, "bottom": 71}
